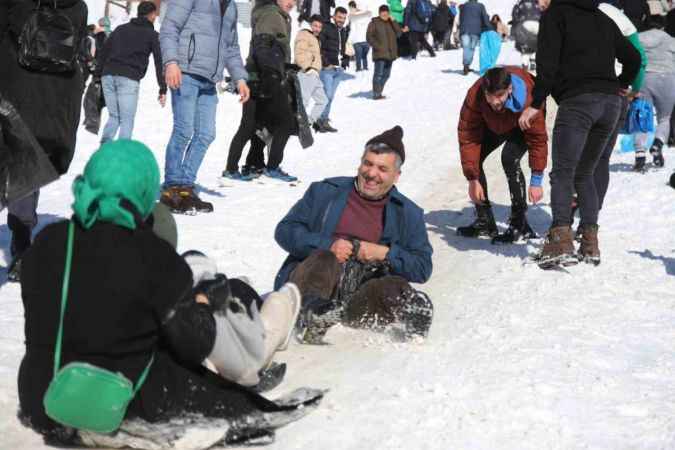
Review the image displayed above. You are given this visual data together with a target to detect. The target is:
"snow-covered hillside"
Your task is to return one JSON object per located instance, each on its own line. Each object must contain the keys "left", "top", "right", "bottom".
{"left": 3, "top": 0, "right": 675, "bottom": 448}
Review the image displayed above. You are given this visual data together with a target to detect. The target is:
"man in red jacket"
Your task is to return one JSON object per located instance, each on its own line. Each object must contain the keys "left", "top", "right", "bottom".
{"left": 457, "top": 67, "right": 547, "bottom": 243}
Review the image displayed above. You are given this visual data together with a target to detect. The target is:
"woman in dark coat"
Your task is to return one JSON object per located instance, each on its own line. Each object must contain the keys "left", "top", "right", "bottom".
{"left": 430, "top": 0, "right": 451, "bottom": 51}
{"left": 18, "top": 140, "right": 321, "bottom": 446}
{"left": 0, "top": 0, "right": 88, "bottom": 282}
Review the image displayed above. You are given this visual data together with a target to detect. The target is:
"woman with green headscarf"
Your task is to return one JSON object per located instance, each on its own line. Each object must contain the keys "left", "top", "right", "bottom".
{"left": 18, "top": 140, "right": 321, "bottom": 447}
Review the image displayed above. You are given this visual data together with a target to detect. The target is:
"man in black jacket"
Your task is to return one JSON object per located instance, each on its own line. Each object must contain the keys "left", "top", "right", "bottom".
{"left": 298, "top": 0, "right": 335, "bottom": 24}
{"left": 519, "top": 0, "right": 641, "bottom": 268}
{"left": 318, "top": 7, "right": 350, "bottom": 132}
{"left": 96, "top": 1, "right": 166, "bottom": 143}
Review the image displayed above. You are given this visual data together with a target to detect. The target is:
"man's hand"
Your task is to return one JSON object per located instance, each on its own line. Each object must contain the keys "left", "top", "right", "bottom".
{"left": 518, "top": 106, "right": 539, "bottom": 131}
{"left": 468, "top": 179, "right": 486, "bottom": 204}
{"left": 165, "top": 62, "right": 182, "bottom": 90}
{"left": 357, "top": 241, "right": 389, "bottom": 263}
{"left": 330, "top": 238, "right": 354, "bottom": 263}
{"left": 195, "top": 293, "right": 210, "bottom": 305}
{"left": 402, "top": 26, "right": 409, "bottom": 32}
{"left": 528, "top": 186, "right": 543, "bottom": 204}
{"left": 158, "top": 94, "right": 166, "bottom": 108}
{"left": 238, "top": 80, "right": 250, "bottom": 103}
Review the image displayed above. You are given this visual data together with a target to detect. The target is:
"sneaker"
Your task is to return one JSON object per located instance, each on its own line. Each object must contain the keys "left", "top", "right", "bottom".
{"left": 650, "top": 139, "right": 665, "bottom": 167}
{"left": 537, "top": 226, "right": 578, "bottom": 269}
{"left": 241, "top": 165, "right": 264, "bottom": 178}
{"left": 578, "top": 224, "right": 601, "bottom": 266}
{"left": 263, "top": 167, "right": 298, "bottom": 183}
{"left": 456, "top": 203, "right": 498, "bottom": 238}
{"left": 222, "top": 169, "right": 255, "bottom": 182}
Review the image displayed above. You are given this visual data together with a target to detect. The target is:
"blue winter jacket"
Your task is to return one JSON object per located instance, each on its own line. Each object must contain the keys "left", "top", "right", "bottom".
{"left": 160, "top": 0, "right": 248, "bottom": 84}
{"left": 404, "top": 0, "right": 434, "bottom": 33}
{"left": 459, "top": 0, "right": 491, "bottom": 37}
{"left": 273, "top": 177, "right": 433, "bottom": 290}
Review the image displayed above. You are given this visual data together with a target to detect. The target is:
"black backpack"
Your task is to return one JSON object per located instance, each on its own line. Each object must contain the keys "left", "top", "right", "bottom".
{"left": 18, "top": 1, "right": 78, "bottom": 73}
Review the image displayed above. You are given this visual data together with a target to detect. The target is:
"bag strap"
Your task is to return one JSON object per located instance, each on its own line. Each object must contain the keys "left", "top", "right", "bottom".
{"left": 53, "top": 221, "right": 154, "bottom": 392}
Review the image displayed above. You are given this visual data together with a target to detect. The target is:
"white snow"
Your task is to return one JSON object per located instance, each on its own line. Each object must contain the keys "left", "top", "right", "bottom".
{"left": 3, "top": 1, "right": 675, "bottom": 448}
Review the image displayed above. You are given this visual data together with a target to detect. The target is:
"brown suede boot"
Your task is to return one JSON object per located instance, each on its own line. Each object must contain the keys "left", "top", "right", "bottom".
{"left": 159, "top": 186, "right": 185, "bottom": 212}
{"left": 578, "top": 224, "right": 600, "bottom": 266}
{"left": 537, "top": 226, "right": 577, "bottom": 269}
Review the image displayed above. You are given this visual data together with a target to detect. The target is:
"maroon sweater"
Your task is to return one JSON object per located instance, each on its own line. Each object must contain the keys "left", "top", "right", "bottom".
{"left": 333, "top": 187, "right": 389, "bottom": 243}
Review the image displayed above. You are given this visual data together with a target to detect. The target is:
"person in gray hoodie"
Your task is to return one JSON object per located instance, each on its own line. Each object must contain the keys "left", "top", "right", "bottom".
{"left": 159, "top": 0, "right": 250, "bottom": 215}
{"left": 633, "top": 21, "right": 675, "bottom": 169}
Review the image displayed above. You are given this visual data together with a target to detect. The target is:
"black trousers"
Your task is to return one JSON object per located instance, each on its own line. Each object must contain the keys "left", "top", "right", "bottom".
{"left": 409, "top": 31, "right": 435, "bottom": 59}
{"left": 479, "top": 129, "right": 528, "bottom": 214}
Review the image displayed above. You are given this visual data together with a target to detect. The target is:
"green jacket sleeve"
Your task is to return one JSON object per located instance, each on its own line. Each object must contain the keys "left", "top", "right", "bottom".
{"left": 627, "top": 32, "right": 647, "bottom": 92}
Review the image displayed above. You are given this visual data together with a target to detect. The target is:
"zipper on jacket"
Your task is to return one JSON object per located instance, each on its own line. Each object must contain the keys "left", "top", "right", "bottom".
{"left": 213, "top": 0, "right": 230, "bottom": 79}
{"left": 188, "top": 33, "right": 196, "bottom": 65}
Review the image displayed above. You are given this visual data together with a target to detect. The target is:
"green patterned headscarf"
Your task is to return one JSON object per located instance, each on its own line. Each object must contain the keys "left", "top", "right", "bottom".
{"left": 72, "top": 140, "right": 160, "bottom": 230}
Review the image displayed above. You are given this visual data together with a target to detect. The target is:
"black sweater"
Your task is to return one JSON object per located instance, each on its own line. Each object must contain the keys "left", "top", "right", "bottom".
{"left": 532, "top": 0, "right": 641, "bottom": 109}
{"left": 96, "top": 17, "right": 167, "bottom": 95}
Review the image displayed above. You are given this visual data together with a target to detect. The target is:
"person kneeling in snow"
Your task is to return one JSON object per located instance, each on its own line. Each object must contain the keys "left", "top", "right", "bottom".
{"left": 456, "top": 67, "right": 548, "bottom": 244}
{"left": 274, "top": 126, "right": 434, "bottom": 344}
{"left": 18, "top": 140, "right": 321, "bottom": 447}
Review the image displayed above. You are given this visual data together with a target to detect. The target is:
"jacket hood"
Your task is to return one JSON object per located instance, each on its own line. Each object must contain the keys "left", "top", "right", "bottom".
{"left": 130, "top": 17, "right": 153, "bottom": 27}
{"left": 33, "top": 0, "right": 82, "bottom": 8}
{"left": 553, "top": 0, "right": 600, "bottom": 11}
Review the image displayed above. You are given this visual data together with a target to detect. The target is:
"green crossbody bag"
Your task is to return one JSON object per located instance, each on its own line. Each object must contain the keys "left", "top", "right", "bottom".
{"left": 43, "top": 220, "right": 154, "bottom": 434}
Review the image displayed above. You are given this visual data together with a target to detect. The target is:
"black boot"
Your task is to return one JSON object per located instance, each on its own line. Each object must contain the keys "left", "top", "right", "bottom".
{"left": 463, "top": 64, "right": 470, "bottom": 75}
{"left": 492, "top": 209, "right": 537, "bottom": 244}
{"left": 634, "top": 151, "right": 646, "bottom": 172}
{"left": 650, "top": 139, "right": 665, "bottom": 168}
{"left": 456, "top": 203, "right": 498, "bottom": 238}
{"left": 372, "top": 83, "right": 385, "bottom": 100}
{"left": 312, "top": 119, "right": 328, "bottom": 133}
{"left": 7, "top": 214, "right": 32, "bottom": 283}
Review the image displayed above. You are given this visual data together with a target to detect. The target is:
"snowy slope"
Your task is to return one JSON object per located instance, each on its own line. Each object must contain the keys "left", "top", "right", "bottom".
{"left": 3, "top": 0, "right": 675, "bottom": 448}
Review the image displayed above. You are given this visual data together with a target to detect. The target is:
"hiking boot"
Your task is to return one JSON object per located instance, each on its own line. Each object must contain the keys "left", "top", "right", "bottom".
{"left": 263, "top": 167, "right": 298, "bottom": 183}
{"left": 463, "top": 64, "right": 470, "bottom": 75}
{"left": 537, "top": 226, "right": 577, "bottom": 269}
{"left": 578, "top": 224, "right": 601, "bottom": 266}
{"left": 295, "top": 295, "right": 343, "bottom": 345}
{"left": 650, "top": 139, "right": 665, "bottom": 168}
{"left": 321, "top": 119, "right": 337, "bottom": 133}
{"left": 372, "top": 83, "right": 386, "bottom": 100}
{"left": 399, "top": 288, "right": 434, "bottom": 339}
{"left": 492, "top": 210, "right": 537, "bottom": 244}
{"left": 160, "top": 186, "right": 188, "bottom": 213}
{"left": 178, "top": 186, "right": 213, "bottom": 213}
{"left": 221, "top": 169, "right": 255, "bottom": 182}
{"left": 241, "top": 165, "right": 264, "bottom": 178}
{"left": 312, "top": 120, "right": 328, "bottom": 133}
{"left": 634, "top": 151, "right": 646, "bottom": 172}
{"left": 456, "top": 203, "right": 498, "bottom": 238}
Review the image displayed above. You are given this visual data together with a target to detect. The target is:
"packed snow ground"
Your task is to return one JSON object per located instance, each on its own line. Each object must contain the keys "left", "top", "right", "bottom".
{"left": 2, "top": 1, "right": 675, "bottom": 448}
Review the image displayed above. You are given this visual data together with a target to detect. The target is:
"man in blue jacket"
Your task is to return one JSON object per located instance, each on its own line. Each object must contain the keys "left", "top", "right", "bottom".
{"left": 160, "top": 0, "right": 250, "bottom": 215}
{"left": 274, "top": 126, "right": 434, "bottom": 343}
{"left": 458, "top": 0, "right": 491, "bottom": 74}
{"left": 403, "top": 0, "right": 436, "bottom": 59}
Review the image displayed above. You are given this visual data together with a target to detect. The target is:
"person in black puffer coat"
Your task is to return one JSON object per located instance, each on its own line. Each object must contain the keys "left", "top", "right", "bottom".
{"left": 431, "top": 0, "right": 451, "bottom": 51}
{"left": 0, "top": 0, "right": 88, "bottom": 283}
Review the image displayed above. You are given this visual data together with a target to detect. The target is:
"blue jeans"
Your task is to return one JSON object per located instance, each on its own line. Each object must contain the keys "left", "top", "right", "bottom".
{"left": 373, "top": 59, "right": 393, "bottom": 88}
{"left": 354, "top": 42, "right": 370, "bottom": 71}
{"left": 164, "top": 73, "right": 218, "bottom": 188}
{"left": 319, "top": 67, "right": 344, "bottom": 121}
{"left": 460, "top": 34, "right": 480, "bottom": 67}
{"left": 101, "top": 75, "right": 140, "bottom": 143}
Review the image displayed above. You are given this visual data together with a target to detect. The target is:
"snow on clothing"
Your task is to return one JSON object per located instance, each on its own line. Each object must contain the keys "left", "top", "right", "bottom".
{"left": 295, "top": 28, "right": 323, "bottom": 73}
{"left": 599, "top": 2, "right": 647, "bottom": 92}
{"left": 349, "top": 9, "right": 372, "bottom": 44}
{"left": 478, "top": 30, "right": 501, "bottom": 75}
{"left": 159, "top": 0, "right": 248, "bottom": 84}
{"left": 367, "top": 17, "right": 402, "bottom": 61}
{"left": 273, "top": 176, "right": 433, "bottom": 290}
{"left": 388, "top": 0, "right": 405, "bottom": 24}
{"left": 95, "top": 17, "right": 167, "bottom": 95}
{"left": 298, "top": 0, "right": 335, "bottom": 23}
{"left": 458, "top": 67, "right": 548, "bottom": 182}
{"left": 458, "top": 0, "right": 490, "bottom": 37}
{"left": 532, "top": 0, "right": 641, "bottom": 109}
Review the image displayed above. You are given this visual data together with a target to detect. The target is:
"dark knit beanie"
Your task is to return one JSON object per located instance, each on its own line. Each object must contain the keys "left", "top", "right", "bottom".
{"left": 366, "top": 125, "right": 405, "bottom": 164}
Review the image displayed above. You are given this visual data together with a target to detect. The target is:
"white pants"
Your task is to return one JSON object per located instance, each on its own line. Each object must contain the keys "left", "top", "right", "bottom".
{"left": 297, "top": 71, "right": 328, "bottom": 124}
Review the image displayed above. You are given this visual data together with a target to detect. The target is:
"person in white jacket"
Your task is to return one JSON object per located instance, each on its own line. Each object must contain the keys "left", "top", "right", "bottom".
{"left": 349, "top": 1, "right": 373, "bottom": 71}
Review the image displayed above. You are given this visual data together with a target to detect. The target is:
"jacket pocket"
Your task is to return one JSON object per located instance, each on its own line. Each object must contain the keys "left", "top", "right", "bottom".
{"left": 187, "top": 33, "right": 196, "bottom": 66}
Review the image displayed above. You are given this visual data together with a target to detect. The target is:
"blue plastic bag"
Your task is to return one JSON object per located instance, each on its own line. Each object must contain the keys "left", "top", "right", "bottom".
{"left": 617, "top": 132, "right": 655, "bottom": 153}
{"left": 479, "top": 31, "right": 502, "bottom": 76}
{"left": 620, "top": 98, "right": 655, "bottom": 134}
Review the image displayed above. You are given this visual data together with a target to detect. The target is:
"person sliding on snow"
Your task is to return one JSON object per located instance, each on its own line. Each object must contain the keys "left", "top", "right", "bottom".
{"left": 519, "top": 0, "right": 641, "bottom": 269}
{"left": 18, "top": 140, "right": 321, "bottom": 446}
{"left": 274, "top": 126, "right": 434, "bottom": 344}
{"left": 456, "top": 67, "right": 548, "bottom": 244}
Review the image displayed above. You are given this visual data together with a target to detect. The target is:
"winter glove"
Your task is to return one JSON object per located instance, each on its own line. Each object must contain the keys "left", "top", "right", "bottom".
{"left": 341, "top": 57, "right": 350, "bottom": 70}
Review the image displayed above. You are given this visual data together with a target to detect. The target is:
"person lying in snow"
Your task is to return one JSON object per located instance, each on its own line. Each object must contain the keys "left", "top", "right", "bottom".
{"left": 18, "top": 140, "right": 321, "bottom": 447}
{"left": 273, "top": 126, "right": 434, "bottom": 343}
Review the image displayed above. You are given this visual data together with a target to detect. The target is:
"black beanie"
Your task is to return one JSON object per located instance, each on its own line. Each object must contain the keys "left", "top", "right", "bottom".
{"left": 366, "top": 125, "right": 405, "bottom": 164}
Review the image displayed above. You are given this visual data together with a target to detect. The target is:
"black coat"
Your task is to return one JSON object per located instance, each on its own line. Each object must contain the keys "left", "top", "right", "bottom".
{"left": 621, "top": 0, "right": 650, "bottom": 31}
{"left": 319, "top": 20, "right": 350, "bottom": 67}
{"left": 298, "top": 0, "right": 334, "bottom": 23}
{"left": 95, "top": 17, "right": 167, "bottom": 95}
{"left": 0, "top": 0, "right": 88, "bottom": 176}
{"left": 532, "top": 0, "right": 641, "bottom": 109}
{"left": 18, "top": 220, "right": 283, "bottom": 438}
{"left": 431, "top": 5, "right": 451, "bottom": 33}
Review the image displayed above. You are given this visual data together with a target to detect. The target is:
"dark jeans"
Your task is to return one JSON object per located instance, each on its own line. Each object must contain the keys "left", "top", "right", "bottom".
{"left": 7, "top": 190, "right": 39, "bottom": 256}
{"left": 550, "top": 93, "right": 623, "bottom": 227}
{"left": 593, "top": 96, "right": 630, "bottom": 213}
{"left": 289, "top": 250, "right": 412, "bottom": 326}
{"left": 353, "top": 42, "right": 370, "bottom": 71}
{"left": 373, "top": 59, "right": 393, "bottom": 89}
{"left": 479, "top": 129, "right": 528, "bottom": 213}
{"left": 431, "top": 30, "right": 447, "bottom": 49}
{"left": 409, "top": 31, "right": 435, "bottom": 59}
